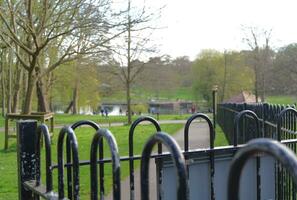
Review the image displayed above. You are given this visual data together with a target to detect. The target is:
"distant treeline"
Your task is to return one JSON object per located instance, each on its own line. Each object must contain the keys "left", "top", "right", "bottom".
{"left": 192, "top": 44, "right": 297, "bottom": 104}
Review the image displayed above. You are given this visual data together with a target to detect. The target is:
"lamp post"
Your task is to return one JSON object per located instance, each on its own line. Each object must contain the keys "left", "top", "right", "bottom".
{"left": 212, "top": 85, "right": 218, "bottom": 129}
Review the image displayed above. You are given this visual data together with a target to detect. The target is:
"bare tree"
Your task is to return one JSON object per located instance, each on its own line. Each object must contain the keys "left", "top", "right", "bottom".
{"left": 242, "top": 26, "right": 273, "bottom": 102}
{"left": 110, "top": 0, "right": 163, "bottom": 124}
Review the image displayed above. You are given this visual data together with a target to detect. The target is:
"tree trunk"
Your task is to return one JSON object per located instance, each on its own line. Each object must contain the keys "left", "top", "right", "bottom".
{"left": 49, "top": 95, "right": 53, "bottom": 112}
{"left": 126, "top": 2, "right": 132, "bottom": 124}
{"left": 65, "top": 101, "right": 73, "bottom": 114}
{"left": 260, "top": 72, "right": 265, "bottom": 102}
{"left": 22, "top": 71, "right": 36, "bottom": 114}
{"left": 1, "top": 68, "right": 5, "bottom": 117}
{"left": 0, "top": 51, "right": 5, "bottom": 117}
{"left": 36, "top": 77, "right": 49, "bottom": 112}
{"left": 21, "top": 69, "right": 28, "bottom": 112}
{"left": 126, "top": 81, "right": 131, "bottom": 124}
{"left": 6, "top": 49, "right": 12, "bottom": 113}
{"left": 72, "top": 84, "right": 79, "bottom": 114}
{"left": 12, "top": 65, "right": 23, "bottom": 113}
{"left": 254, "top": 65, "right": 259, "bottom": 103}
{"left": 221, "top": 51, "right": 227, "bottom": 101}
{"left": 46, "top": 72, "right": 54, "bottom": 112}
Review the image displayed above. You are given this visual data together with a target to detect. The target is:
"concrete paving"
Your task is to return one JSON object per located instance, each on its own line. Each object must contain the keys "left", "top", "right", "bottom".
{"left": 106, "top": 121, "right": 210, "bottom": 200}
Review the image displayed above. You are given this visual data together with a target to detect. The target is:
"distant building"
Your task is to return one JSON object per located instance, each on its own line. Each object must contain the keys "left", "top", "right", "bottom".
{"left": 100, "top": 102, "right": 129, "bottom": 116}
{"left": 101, "top": 101, "right": 145, "bottom": 116}
{"left": 148, "top": 100, "right": 193, "bottom": 114}
{"left": 224, "top": 91, "right": 260, "bottom": 103}
{"left": 100, "top": 100, "right": 194, "bottom": 115}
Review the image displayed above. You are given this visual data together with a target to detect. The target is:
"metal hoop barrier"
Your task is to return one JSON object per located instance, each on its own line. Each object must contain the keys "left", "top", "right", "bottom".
{"left": 227, "top": 138, "right": 297, "bottom": 200}
{"left": 184, "top": 113, "right": 215, "bottom": 200}
{"left": 140, "top": 132, "right": 189, "bottom": 200}
{"left": 57, "top": 126, "right": 80, "bottom": 200}
{"left": 275, "top": 107, "right": 297, "bottom": 198}
{"left": 64, "top": 120, "right": 101, "bottom": 199}
{"left": 128, "top": 116, "right": 161, "bottom": 200}
{"left": 276, "top": 107, "right": 297, "bottom": 141}
{"left": 90, "top": 128, "right": 121, "bottom": 200}
{"left": 234, "top": 110, "right": 260, "bottom": 146}
{"left": 184, "top": 113, "right": 215, "bottom": 151}
{"left": 35, "top": 124, "right": 53, "bottom": 193}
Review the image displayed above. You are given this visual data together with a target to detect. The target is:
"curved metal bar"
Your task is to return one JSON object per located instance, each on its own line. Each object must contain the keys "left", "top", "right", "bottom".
{"left": 276, "top": 107, "right": 297, "bottom": 141}
{"left": 128, "top": 116, "right": 161, "bottom": 200}
{"left": 57, "top": 126, "right": 79, "bottom": 200}
{"left": 36, "top": 124, "right": 53, "bottom": 192}
{"left": 184, "top": 113, "right": 215, "bottom": 200}
{"left": 65, "top": 120, "right": 100, "bottom": 199}
{"left": 90, "top": 128, "right": 121, "bottom": 200}
{"left": 234, "top": 110, "right": 260, "bottom": 146}
{"left": 71, "top": 120, "right": 100, "bottom": 130}
{"left": 227, "top": 138, "right": 297, "bottom": 200}
{"left": 184, "top": 113, "right": 215, "bottom": 151}
{"left": 141, "top": 132, "right": 188, "bottom": 200}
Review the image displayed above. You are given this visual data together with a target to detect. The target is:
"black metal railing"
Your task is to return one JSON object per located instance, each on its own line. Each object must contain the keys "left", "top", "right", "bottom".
{"left": 228, "top": 138, "right": 297, "bottom": 200}
{"left": 17, "top": 116, "right": 189, "bottom": 200}
{"left": 218, "top": 103, "right": 297, "bottom": 144}
{"left": 218, "top": 102, "right": 297, "bottom": 199}
{"left": 16, "top": 110, "right": 297, "bottom": 200}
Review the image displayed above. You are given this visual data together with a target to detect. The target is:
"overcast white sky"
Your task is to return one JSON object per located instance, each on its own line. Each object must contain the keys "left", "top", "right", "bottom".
{"left": 116, "top": 0, "right": 297, "bottom": 60}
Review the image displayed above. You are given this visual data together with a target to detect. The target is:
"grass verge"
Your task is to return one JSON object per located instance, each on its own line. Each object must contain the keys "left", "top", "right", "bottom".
{"left": 266, "top": 96, "right": 296, "bottom": 105}
{"left": 0, "top": 114, "right": 195, "bottom": 128}
{"left": 214, "top": 125, "right": 229, "bottom": 146}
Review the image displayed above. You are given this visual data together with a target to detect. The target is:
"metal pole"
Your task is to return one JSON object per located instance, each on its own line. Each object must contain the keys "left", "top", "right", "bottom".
{"left": 212, "top": 85, "right": 218, "bottom": 130}
{"left": 17, "top": 120, "right": 38, "bottom": 200}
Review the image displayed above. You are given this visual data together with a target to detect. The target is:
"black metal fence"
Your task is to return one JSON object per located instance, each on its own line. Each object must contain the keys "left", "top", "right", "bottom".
{"left": 17, "top": 117, "right": 188, "bottom": 200}
{"left": 217, "top": 103, "right": 297, "bottom": 144}
{"left": 218, "top": 102, "right": 297, "bottom": 199}
{"left": 16, "top": 110, "right": 297, "bottom": 200}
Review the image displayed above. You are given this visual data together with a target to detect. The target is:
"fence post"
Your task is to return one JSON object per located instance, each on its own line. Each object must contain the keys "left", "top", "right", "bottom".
{"left": 263, "top": 103, "right": 268, "bottom": 137}
{"left": 212, "top": 85, "right": 218, "bottom": 130}
{"left": 17, "top": 120, "right": 38, "bottom": 200}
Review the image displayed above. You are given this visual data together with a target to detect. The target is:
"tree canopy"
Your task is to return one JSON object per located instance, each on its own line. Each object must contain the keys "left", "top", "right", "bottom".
{"left": 192, "top": 50, "right": 254, "bottom": 104}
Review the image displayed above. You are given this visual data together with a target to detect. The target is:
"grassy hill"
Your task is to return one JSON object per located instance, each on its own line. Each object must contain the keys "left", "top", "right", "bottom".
{"left": 266, "top": 96, "right": 297, "bottom": 105}
{"left": 101, "top": 87, "right": 198, "bottom": 103}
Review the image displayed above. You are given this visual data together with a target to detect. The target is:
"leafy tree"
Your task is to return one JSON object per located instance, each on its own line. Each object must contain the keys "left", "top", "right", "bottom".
{"left": 51, "top": 60, "right": 100, "bottom": 113}
{"left": 269, "top": 43, "right": 297, "bottom": 95}
{"left": 192, "top": 50, "right": 254, "bottom": 104}
{"left": 0, "top": 0, "right": 116, "bottom": 113}
{"left": 192, "top": 50, "right": 224, "bottom": 103}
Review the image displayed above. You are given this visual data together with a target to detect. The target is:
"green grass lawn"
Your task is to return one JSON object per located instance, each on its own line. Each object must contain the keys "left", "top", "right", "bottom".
{"left": 0, "top": 116, "right": 4, "bottom": 127}
{"left": 102, "top": 87, "right": 196, "bottom": 102}
{"left": 54, "top": 113, "right": 193, "bottom": 126}
{"left": 266, "top": 96, "right": 297, "bottom": 105}
{"left": 0, "top": 113, "right": 195, "bottom": 128}
{"left": 214, "top": 125, "right": 229, "bottom": 146}
{"left": 143, "top": 87, "right": 195, "bottom": 101}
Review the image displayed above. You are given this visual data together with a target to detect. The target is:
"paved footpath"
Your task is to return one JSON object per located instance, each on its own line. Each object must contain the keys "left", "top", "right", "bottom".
{"left": 106, "top": 121, "right": 210, "bottom": 200}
